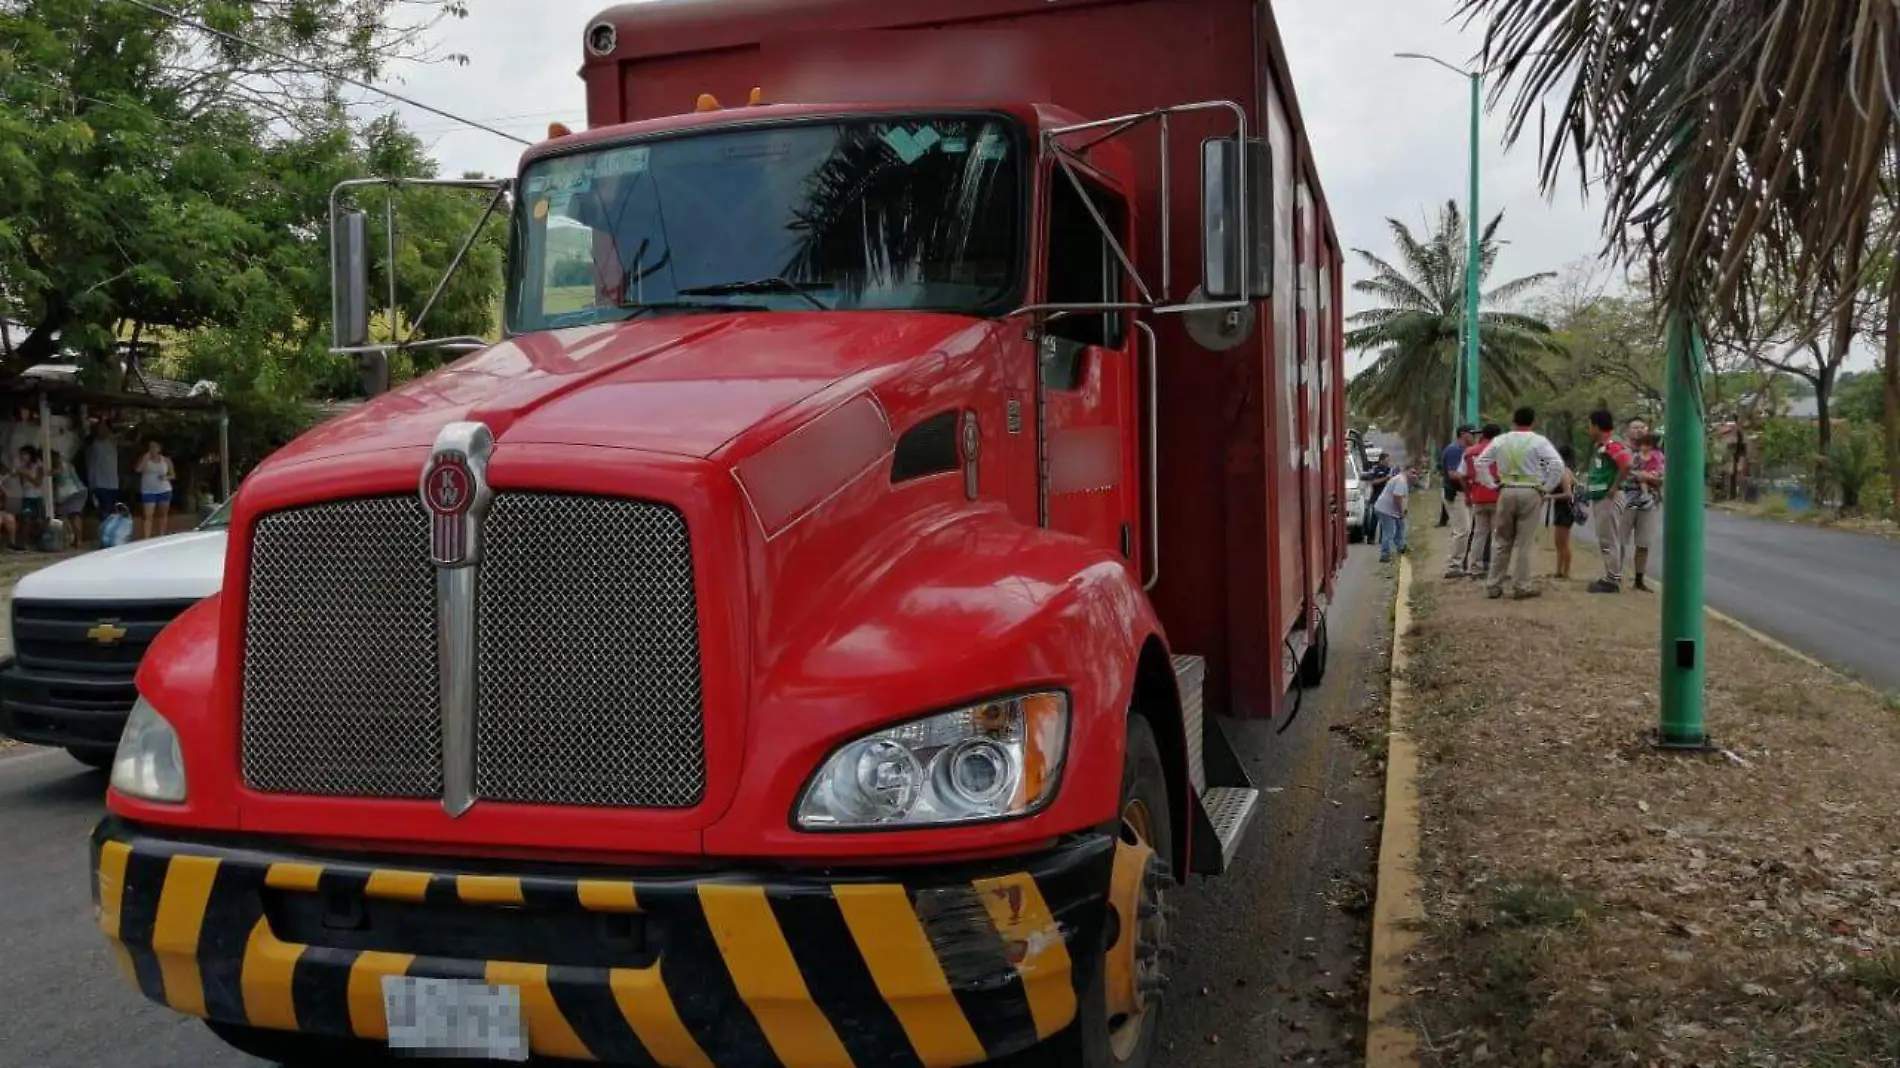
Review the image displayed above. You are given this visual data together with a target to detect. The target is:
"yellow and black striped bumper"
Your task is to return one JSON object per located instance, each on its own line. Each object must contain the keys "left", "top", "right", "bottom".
{"left": 90, "top": 819, "right": 1114, "bottom": 1067}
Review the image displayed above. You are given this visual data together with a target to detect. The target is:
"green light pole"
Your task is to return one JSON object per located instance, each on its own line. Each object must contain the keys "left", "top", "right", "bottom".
{"left": 1397, "top": 52, "right": 1483, "bottom": 427}
{"left": 1657, "top": 310, "right": 1708, "bottom": 746}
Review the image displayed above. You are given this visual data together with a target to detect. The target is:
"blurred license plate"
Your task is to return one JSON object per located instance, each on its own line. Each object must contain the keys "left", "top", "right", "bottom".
{"left": 382, "top": 975, "right": 527, "bottom": 1062}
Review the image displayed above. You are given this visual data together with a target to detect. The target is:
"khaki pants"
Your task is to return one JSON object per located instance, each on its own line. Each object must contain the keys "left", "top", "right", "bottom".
{"left": 1487, "top": 487, "right": 1543, "bottom": 593}
{"left": 1617, "top": 503, "right": 1660, "bottom": 553}
{"left": 1444, "top": 494, "right": 1472, "bottom": 573}
{"left": 1593, "top": 495, "right": 1627, "bottom": 584}
{"left": 1460, "top": 502, "right": 1497, "bottom": 575}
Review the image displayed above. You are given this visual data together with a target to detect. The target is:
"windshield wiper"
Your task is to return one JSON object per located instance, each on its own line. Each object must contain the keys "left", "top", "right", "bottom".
{"left": 676, "top": 277, "right": 832, "bottom": 311}
{"left": 615, "top": 298, "right": 769, "bottom": 321}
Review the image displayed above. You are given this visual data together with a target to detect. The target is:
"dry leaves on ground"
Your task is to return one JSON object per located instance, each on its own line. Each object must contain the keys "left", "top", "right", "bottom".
{"left": 1399, "top": 537, "right": 1900, "bottom": 1068}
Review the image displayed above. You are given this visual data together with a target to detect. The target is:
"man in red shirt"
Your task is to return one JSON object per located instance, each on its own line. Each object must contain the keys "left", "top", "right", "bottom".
{"left": 1451, "top": 423, "right": 1503, "bottom": 578}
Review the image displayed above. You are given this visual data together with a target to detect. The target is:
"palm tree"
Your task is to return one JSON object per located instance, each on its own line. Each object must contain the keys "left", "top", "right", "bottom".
{"left": 1345, "top": 200, "right": 1564, "bottom": 449}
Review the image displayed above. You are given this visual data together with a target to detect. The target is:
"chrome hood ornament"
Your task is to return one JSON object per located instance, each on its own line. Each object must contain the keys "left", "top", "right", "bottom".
{"left": 423, "top": 422, "right": 495, "bottom": 817}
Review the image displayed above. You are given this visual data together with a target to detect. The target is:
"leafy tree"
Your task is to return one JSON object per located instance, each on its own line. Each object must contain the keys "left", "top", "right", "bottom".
{"left": 1834, "top": 371, "right": 1886, "bottom": 426}
{"left": 0, "top": 0, "right": 469, "bottom": 370}
{"left": 1344, "top": 200, "right": 1564, "bottom": 451}
{"left": 1826, "top": 423, "right": 1883, "bottom": 514}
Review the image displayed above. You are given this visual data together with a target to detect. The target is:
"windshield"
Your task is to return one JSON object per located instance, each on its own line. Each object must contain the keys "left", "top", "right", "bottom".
{"left": 198, "top": 498, "right": 233, "bottom": 530}
{"left": 509, "top": 116, "right": 1024, "bottom": 332}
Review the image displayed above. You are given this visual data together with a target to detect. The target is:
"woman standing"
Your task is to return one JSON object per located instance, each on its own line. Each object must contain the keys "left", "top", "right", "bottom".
{"left": 1545, "top": 444, "right": 1580, "bottom": 580}
{"left": 133, "top": 439, "right": 175, "bottom": 540}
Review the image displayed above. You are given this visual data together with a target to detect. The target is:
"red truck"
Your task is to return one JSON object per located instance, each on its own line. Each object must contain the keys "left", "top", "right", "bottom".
{"left": 91, "top": 1, "right": 1347, "bottom": 1065}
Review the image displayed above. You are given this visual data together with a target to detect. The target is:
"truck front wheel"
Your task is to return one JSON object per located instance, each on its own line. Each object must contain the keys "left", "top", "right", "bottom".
{"left": 1030, "top": 714, "right": 1175, "bottom": 1068}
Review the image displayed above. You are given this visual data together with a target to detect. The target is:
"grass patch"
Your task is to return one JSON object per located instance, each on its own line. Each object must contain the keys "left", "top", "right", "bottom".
{"left": 1492, "top": 874, "right": 1592, "bottom": 930}
{"left": 1398, "top": 533, "right": 1900, "bottom": 1067}
{"left": 1844, "top": 951, "right": 1900, "bottom": 1000}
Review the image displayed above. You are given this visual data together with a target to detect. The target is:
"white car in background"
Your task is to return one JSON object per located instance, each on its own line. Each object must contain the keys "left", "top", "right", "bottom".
{"left": 0, "top": 499, "right": 229, "bottom": 767}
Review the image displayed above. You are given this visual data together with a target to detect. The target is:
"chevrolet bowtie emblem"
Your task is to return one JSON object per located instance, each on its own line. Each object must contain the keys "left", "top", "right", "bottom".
{"left": 87, "top": 622, "right": 128, "bottom": 646}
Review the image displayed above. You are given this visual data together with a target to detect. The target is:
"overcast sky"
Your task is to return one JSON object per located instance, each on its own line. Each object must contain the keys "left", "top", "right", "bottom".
{"left": 376, "top": 0, "right": 1610, "bottom": 375}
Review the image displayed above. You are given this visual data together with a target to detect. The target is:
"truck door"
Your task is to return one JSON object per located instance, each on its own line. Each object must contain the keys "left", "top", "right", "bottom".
{"left": 1037, "top": 169, "right": 1140, "bottom": 570}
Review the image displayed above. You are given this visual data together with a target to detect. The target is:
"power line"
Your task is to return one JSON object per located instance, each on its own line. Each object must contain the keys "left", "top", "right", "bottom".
{"left": 120, "top": 0, "right": 531, "bottom": 146}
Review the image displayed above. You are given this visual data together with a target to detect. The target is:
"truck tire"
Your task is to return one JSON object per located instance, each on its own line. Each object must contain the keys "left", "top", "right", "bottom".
{"left": 66, "top": 746, "right": 115, "bottom": 770}
{"left": 1297, "top": 615, "right": 1329, "bottom": 687}
{"left": 1028, "top": 714, "right": 1175, "bottom": 1068}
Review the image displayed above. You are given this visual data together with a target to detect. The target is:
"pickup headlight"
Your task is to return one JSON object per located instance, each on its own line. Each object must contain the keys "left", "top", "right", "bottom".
{"left": 111, "top": 696, "right": 187, "bottom": 803}
{"left": 795, "top": 692, "right": 1069, "bottom": 829}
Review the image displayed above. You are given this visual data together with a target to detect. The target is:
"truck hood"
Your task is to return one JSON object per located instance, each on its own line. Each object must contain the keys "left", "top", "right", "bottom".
{"left": 13, "top": 529, "right": 227, "bottom": 603}
{"left": 272, "top": 313, "right": 987, "bottom": 468}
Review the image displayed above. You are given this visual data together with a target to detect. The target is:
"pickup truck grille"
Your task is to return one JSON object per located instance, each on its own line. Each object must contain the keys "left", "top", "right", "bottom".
{"left": 12, "top": 599, "right": 198, "bottom": 675}
{"left": 239, "top": 493, "right": 705, "bottom": 808}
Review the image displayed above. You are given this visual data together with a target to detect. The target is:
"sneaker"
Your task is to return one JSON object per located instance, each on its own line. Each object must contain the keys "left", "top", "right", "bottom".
{"left": 1512, "top": 588, "right": 1542, "bottom": 600}
{"left": 1633, "top": 576, "right": 1651, "bottom": 592}
{"left": 1379, "top": 555, "right": 1392, "bottom": 563}
{"left": 1486, "top": 586, "right": 1504, "bottom": 600}
{"left": 1588, "top": 579, "right": 1620, "bottom": 594}
{"left": 1443, "top": 570, "right": 1465, "bottom": 580}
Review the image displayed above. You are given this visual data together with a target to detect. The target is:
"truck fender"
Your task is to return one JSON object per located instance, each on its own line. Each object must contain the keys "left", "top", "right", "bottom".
{"left": 722, "top": 515, "right": 1172, "bottom": 859}
{"left": 115, "top": 594, "right": 237, "bottom": 826}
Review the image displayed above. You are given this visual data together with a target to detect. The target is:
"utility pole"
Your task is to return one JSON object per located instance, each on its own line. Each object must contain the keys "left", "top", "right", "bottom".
{"left": 1464, "top": 70, "right": 1482, "bottom": 427}
{"left": 1657, "top": 310, "right": 1708, "bottom": 746}
{"left": 1396, "top": 52, "right": 1485, "bottom": 427}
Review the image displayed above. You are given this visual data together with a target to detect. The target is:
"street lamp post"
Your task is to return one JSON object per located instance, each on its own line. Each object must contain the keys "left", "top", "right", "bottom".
{"left": 1396, "top": 52, "right": 1483, "bottom": 428}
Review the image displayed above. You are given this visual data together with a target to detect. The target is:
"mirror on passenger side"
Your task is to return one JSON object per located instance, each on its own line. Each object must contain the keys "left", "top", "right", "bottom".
{"left": 1201, "top": 137, "right": 1272, "bottom": 301}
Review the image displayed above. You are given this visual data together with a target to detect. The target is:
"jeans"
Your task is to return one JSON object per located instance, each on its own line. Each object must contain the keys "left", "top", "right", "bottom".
{"left": 1378, "top": 513, "right": 1407, "bottom": 558}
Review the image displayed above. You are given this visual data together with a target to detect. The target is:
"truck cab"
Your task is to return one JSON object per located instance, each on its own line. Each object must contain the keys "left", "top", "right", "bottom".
{"left": 90, "top": 3, "right": 1346, "bottom": 1066}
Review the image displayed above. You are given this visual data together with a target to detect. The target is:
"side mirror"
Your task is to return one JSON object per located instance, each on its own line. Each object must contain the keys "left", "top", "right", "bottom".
{"left": 1200, "top": 137, "right": 1272, "bottom": 301}
{"left": 331, "top": 209, "right": 371, "bottom": 350}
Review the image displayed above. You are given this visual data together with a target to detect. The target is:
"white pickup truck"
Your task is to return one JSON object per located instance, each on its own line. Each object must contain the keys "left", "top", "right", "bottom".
{"left": 0, "top": 500, "right": 228, "bottom": 767}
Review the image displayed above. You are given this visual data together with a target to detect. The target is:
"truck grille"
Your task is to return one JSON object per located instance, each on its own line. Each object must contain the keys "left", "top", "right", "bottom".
{"left": 240, "top": 494, "right": 705, "bottom": 808}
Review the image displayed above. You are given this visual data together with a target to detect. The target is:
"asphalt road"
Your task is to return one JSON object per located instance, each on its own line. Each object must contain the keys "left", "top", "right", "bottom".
{"left": 0, "top": 551, "right": 1390, "bottom": 1068}
{"left": 1580, "top": 507, "right": 1900, "bottom": 693}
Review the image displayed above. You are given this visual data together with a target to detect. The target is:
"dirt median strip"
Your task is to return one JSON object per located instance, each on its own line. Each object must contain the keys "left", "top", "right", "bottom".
{"left": 1381, "top": 534, "right": 1900, "bottom": 1067}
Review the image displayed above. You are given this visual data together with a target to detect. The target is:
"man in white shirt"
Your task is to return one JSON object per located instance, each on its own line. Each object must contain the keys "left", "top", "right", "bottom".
{"left": 1474, "top": 406, "right": 1566, "bottom": 600}
{"left": 1373, "top": 461, "right": 1416, "bottom": 563}
{"left": 85, "top": 423, "right": 121, "bottom": 545}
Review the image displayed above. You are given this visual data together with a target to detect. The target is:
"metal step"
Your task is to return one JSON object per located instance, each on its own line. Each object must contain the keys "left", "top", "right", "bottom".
{"left": 1201, "top": 786, "right": 1261, "bottom": 869}
{"left": 1171, "top": 654, "right": 1207, "bottom": 793}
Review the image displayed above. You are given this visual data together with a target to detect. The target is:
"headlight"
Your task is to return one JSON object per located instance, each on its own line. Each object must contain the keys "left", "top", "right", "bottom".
{"left": 795, "top": 692, "right": 1069, "bottom": 829}
{"left": 111, "top": 696, "right": 187, "bottom": 803}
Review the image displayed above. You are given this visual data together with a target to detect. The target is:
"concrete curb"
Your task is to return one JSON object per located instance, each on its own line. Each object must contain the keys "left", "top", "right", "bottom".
{"left": 1365, "top": 555, "right": 1423, "bottom": 1067}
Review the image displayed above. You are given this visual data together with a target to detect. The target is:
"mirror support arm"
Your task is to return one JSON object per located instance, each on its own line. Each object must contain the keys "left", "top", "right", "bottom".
{"left": 408, "top": 185, "right": 509, "bottom": 344}
{"left": 1038, "top": 100, "right": 1253, "bottom": 318}
{"left": 1050, "top": 147, "right": 1155, "bottom": 306}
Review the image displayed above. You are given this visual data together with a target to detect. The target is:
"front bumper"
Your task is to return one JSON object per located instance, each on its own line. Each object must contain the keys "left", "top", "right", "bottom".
{"left": 91, "top": 818, "right": 1113, "bottom": 1067}
{"left": 0, "top": 657, "right": 132, "bottom": 752}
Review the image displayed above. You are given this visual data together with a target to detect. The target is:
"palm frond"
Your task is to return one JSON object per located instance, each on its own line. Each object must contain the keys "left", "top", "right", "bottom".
{"left": 1461, "top": 0, "right": 1900, "bottom": 321}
